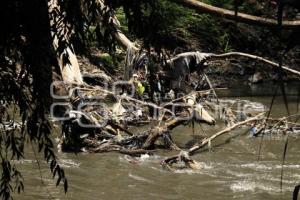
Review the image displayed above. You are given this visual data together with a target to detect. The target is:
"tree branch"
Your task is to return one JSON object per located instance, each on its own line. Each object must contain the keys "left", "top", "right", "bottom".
{"left": 162, "top": 112, "right": 265, "bottom": 165}
{"left": 188, "top": 112, "right": 265, "bottom": 155}
{"left": 207, "top": 52, "right": 300, "bottom": 76}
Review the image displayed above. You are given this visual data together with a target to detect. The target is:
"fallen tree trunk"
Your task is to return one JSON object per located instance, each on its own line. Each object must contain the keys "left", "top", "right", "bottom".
{"left": 48, "top": 0, "right": 83, "bottom": 84}
{"left": 173, "top": 0, "right": 300, "bottom": 29}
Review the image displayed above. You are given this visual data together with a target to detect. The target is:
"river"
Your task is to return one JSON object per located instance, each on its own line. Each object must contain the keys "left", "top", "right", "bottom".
{"left": 15, "top": 82, "right": 300, "bottom": 200}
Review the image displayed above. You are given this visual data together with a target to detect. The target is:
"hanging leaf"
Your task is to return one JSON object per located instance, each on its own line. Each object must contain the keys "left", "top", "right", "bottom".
{"left": 64, "top": 178, "right": 68, "bottom": 193}
{"left": 293, "top": 184, "right": 300, "bottom": 200}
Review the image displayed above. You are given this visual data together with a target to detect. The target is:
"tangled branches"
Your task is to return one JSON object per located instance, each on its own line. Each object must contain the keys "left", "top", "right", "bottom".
{"left": 55, "top": 74, "right": 300, "bottom": 173}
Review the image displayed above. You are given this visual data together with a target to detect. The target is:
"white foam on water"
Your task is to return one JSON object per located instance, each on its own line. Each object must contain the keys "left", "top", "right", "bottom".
{"left": 128, "top": 173, "right": 154, "bottom": 184}
{"left": 294, "top": 174, "right": 300, "bottom": 179}
{"left": 13, "top": 159, "right": 35, "bottom": 164}
{"left": 274, "top": 164, "right": 300, "bottom": 169}
{"left": 230, "top": 180, "right": 280, "bottom": 193}
{"left": 235, "top": 163, "right": 300, "bottom": 171}
{"left": 139, "top": 154, "right": 162, "bottom": 163}
{"left": 140, "top": 153, "right": 150, "bottom": 160}
{"left": 225, "top": 169, "right": 252, "bottom": 178}
{"left": 173, "top": 169, "right": 203, "bottom": 174}
{"left": 201, "top": 162, "right": 214, "bottom": 169}
{"left": 59, "top": 159, "right": 80, "bottom": 168}
{"left": 264, "top": 176, "right": 299, "bottom": 185}
{"left": 120, "top": 154, "right": 162, "bottom": 165}
{"left": 230, "top": 180, "right": 256, "bottom": 192}
{"left": 240, "top": 163, "right": 273, "bottom": 170}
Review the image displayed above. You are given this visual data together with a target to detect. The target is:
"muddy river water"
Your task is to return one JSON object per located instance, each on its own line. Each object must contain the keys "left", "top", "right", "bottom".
{"left": 15, "top": 82, "right": 300, "bottom": 200}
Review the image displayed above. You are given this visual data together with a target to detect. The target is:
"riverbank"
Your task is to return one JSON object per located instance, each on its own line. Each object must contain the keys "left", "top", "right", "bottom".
{"left": 77, "top": 49, "right": 300, "bottom": 90}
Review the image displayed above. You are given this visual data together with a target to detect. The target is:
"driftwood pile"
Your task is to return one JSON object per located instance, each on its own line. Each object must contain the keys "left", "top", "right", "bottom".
{"left": 53, "top": 71, "right": 300, "bottom": 171}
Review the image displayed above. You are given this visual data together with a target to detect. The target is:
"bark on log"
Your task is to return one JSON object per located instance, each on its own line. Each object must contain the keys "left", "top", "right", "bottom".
{"left": 48, "top": 0, "right": 83, "bottom": 84}
{"left": 174, "top": 0, "right": 300, "bottom": 29}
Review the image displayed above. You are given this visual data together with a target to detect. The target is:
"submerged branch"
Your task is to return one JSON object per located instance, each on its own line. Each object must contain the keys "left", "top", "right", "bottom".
{"left": 188, "top": 112, "right": 265, "bottom": 155}
{"left": 162, "top": 112, "right": 265, "bottom": 167}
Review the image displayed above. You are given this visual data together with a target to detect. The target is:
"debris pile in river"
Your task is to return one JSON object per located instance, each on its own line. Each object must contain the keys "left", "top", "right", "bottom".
{"left": 52, "top": 74, "right": 300, "bottom": 171}
{"left": 50, "top": 48, "right": 300, "bottom": 171}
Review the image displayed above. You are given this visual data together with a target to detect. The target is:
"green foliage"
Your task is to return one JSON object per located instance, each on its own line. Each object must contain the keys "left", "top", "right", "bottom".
{"left": 105, "top": 0, "right": 237, "bottom": 52}
{"left": 203, "top": 0, "right": 232, "bottom": 8}
{"left": 116, "top": 8, "right": 129, "bottom": 34}
{"left": 99, "top": 53, "right": 114, "bottom": 67}
{"left": 106, "top": 0, "right": 187, "bottom": 50}
{"left": 202, "top": 0, "right": 265, "bottom": 15}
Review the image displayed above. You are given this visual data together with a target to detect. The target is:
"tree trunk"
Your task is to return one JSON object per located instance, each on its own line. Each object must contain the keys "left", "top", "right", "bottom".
{"left": 173, "top": 0, "right": 300, "bottom": 29}
{"left": 97, "top": 0, "right": 139, "bottom": 51}
{"left": 48, "top": 0, "right": 83, "bottom": 84}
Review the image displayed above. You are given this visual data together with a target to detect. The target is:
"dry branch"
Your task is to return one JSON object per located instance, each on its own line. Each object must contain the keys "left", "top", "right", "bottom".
{"left": 141, "top": 92, "right": 216, "bottom": 149}
{"left": 188, "top": 112, "right": 265, "bottom": 155}
{"left": 162, "top": 112, "right": 265, "bottom": 166}
{"left": 166, "top": 51, "right": 300, "bottom": 79}
{"left": 207, "top": 52, "right": 300, "bottom": 76}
